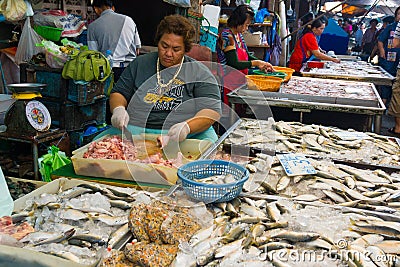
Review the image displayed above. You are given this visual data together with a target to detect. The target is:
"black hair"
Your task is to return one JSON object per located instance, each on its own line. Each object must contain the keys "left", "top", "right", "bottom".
{"left": 227, "top": 5, "right": 255, "bottom": 28}
{"left": 369, "top": 18, "right": 378, "bottom": 25}
{"left": 383, "top": 16, "right": 395, "bottom": 24}
{"left": 155, "top": 14, "right": 195, "bottom": 52}
{"left": 91, "top": 0, "right": 113, "bottom": 8}
{"left": 302, "top": 18, "right": 325, "bottom": 37}
{"left": 395, "top": 6, "right": 400, "bottom": 18}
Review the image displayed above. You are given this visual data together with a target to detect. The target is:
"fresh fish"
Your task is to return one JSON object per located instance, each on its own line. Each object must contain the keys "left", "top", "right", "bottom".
{"left": 322, "top": 189, "right": 346, "bottom": 203}
{"left": 276, "top": 176, "right": 290, "bottom": 191}
{"left": 68, "top": 239, "right": 92, "bottom": 248}
{"left": 214, "top": 238, "right": 244, "bottom": 258}
{"left": 109, "top": 199, "right": 132, "bottom": 210}
{"left": 60, "top": 187, "right": 92, "bottom": 199}
{"left": 240, "top": 203, "right": 266, "bottom": 218}
{"left": 266, "top": 202, "right": 281, "bottom": 222}
{"left": 20, "top": 232, "right": 58, "bottom": 244}
{"left": 196, "top": 246, "right": 216, "bottom": 266}
{"left": 293, "top": 194, "right": 320, "bottom": 202}
{"left": 190, "top": 225, "right": 214, "bottom": 247}
{"left": 222, "top": 224, "right": 246, "bottom": 243}
{"left": 66, "top": 204, "right": 113, "bottom": 216}
{"left": 271, "top": 230, "right": 320, "bottom": 242}
{"left": 33, "top": 228, "right": 75, "bottom": 246}
{"left": 59, "top": 209, "right": 88, "bottom": 221}
{"left": 230, "top": 216, "right": 269, "bottom": 224}
{"left": 108, "top": 223, "right": 129, "bottom": 248}
{"left": 89, "top": 214, "right": 128, "bottom": 226}
{"left": 68, "top": 234, "right": 107, "bottom": 245}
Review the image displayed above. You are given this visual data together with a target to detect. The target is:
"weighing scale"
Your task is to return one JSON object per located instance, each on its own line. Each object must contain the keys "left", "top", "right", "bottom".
{"left": 4, "top": 83, "right": 51, "bottom": 136}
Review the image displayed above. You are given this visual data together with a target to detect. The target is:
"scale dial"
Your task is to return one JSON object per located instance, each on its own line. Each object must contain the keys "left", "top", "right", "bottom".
{"left": 25, "top": 100, "right": 51, "bottom": 132}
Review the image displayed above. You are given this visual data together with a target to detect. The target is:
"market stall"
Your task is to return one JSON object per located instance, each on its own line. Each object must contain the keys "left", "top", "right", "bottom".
{"left": 300, "top": 60, "right": 395, "bottom": 87}
{"left": 227, "top": 76, "right": 386, "bottom": 133}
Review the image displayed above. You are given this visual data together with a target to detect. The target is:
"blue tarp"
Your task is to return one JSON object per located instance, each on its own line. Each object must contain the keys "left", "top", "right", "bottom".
{"left": 319, "top": 18, "right": 349, "bottom": 55}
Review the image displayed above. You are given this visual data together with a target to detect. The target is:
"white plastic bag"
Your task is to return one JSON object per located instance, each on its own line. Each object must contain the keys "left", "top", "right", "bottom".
{"left": 0, "top": 0, "right": 26, "bottom": 21}
{"left": 15, "top": 18, "right": 44, "bottom": 65}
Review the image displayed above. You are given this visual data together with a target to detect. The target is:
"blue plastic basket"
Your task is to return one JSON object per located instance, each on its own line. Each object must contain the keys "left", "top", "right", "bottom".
{"left": 177, "top": 160, "right": 249, "bottom": 203}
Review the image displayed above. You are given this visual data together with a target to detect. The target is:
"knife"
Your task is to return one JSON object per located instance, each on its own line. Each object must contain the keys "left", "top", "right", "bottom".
{"left": 122, "top": 125, "right": 134, "bottom": 144}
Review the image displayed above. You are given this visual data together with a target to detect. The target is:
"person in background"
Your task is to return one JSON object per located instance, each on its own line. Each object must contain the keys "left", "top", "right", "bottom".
{"left": 354, "top": 23, "right": 365, "bottom": 51}
{"left": 87, "top": 0, "right": 141, "bottom": 124}
{"left": 376, "top": 10, "right": 399, "bottom": 105}
{"left": 342, "top": 19, "right": 353, "bottom": 36}
{"left": 337, "top": 18, "right": 343, "bottom": 28}
{"left": 107, "top": 14, "right": 221, "bottom": 142}
{"left": 388, "top": 15, "right": 400, "bottom": 136}
{"left": 370, "top": 15, "right": 395, "bottom": 62}
{"left": 289, "top": 19, "right": 340, "bottom": 72}
{"left": 87, "top": 0, "right": 141, "bottom": 83}
{"left": 361, "top": 18, "right": 378, "bottom": 58}
{"left": 216, "top": 4, "right": 273, "bottom": 104}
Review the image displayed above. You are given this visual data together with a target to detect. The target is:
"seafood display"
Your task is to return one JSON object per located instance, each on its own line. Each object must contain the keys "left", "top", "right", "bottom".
{"left": 303, "top": 61, "right": 393, "bottom": 80}
{"left": 167, "top": 192, "right": 400, "bottom": 266}
{"left": 224, "top": 118, "right": 400, "bottom": 167}
{"left": 2, "top": 179, "right": 165, "bottom": 266}
{"left": 281, "top": 77, "right": 377, "bottom": 100}
{"left": 83, "top": 135, "right": 170, "bottom": 165}
{"left": 244, "top": 154, "right": 400, "bottom": 216}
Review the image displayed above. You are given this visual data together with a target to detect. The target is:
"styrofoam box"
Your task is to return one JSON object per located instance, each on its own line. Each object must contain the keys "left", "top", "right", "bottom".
{"left": 71, "top": 134, "right": 212, "bottom": 185}
{"left": 243, "top": 31, "right": 263, "bottom": 46}
{"left": 7, "top": 178, "right": 113, "bottom": 267}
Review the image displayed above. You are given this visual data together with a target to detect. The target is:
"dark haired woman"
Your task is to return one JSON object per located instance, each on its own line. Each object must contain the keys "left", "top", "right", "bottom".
{"left": 289, "top": 19, "right": 340, "bottom": 72}
{"left": 217, "top": 5, "right": 273, "bottom": 104}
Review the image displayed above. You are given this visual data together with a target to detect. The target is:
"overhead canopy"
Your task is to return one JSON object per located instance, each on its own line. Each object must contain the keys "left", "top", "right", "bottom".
{"left": 323, "top": 0, "right": 398, "bottom": 16}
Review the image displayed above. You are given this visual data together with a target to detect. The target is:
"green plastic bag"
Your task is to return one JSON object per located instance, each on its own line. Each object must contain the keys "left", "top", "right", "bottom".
{"left": 39, "top": 146, "right": 71, "bottom": 182}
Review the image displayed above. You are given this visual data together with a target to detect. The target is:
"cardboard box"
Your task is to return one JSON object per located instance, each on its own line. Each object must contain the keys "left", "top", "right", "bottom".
{"left": 243, "top": 31, "right": 263, "bottom": 46}
{"left": 71, "top": 134, "right": 212, "bottom": 185}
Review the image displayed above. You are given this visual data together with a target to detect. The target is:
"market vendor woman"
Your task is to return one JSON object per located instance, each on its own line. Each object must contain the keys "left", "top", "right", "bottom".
{"left": 216, "top": 4, "right": 274, "bottom": 104}
{"left": 289, "top": 19, "right": 340, "bottom": 72}
{"left": 106, "top": 15, "right": 221, "bottom": 143}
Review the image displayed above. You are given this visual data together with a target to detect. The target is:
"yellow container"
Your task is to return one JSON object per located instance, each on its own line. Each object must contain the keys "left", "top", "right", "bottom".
{"left": 273, "top": 66, "right": 295, "bottom": 82}
{"left": 245, "top": 75, "right": 283, "bottom": 92}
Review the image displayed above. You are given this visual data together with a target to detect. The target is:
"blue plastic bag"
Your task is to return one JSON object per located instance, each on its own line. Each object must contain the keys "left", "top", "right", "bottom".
{"left": 255, "top": 8, "right": 270, "bottom": 23}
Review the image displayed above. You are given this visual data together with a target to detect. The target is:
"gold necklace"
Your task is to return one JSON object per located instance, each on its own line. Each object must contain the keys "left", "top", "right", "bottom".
{"left": 156, "top": 57, "right": 184, "bottom": 95}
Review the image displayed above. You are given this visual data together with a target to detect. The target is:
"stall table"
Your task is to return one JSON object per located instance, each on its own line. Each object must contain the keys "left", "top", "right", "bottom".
{"left": 300, "top": 61, "right": 395, "bottom": 86}
{"left": 0, "top": 129, "right": 66, "bottom": 180}
{"left": 227, "top": 77, "right": 386, "bottom": 133}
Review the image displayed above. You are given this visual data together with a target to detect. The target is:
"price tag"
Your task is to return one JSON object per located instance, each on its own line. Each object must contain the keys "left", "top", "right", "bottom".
{"left": 277, "top": 154, "right": 316, "bottom": 176}
{"left": 334, "top": 131, "right": 370, "bottom": 141}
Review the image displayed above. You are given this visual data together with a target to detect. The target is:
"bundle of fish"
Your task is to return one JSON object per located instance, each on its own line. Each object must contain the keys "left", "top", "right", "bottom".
{"left": 1, "top": 182, "right": 163, "bottom": 265}
{"left": 224, "top": 118, "right": 400, "bottom": 167}
{"left": 168, "top": 196, "right": 400, "bottom": 267}
{"left": 281, "top": 77, "right": 377, "bottom": 100}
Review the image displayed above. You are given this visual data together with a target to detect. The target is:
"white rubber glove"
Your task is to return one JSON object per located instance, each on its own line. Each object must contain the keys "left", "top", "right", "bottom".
{"left": 111, "top": 106, "right": 129, "bottom": 129}
{"left": 168, "top": 121, "right": 190, "bottom": 142}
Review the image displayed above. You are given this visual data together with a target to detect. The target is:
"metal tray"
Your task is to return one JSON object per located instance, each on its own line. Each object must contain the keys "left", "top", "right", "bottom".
{"left": 6, "top": 83, "right": 46, "bottom": 93}
{"left": 300, "top": 64, "right": 395, "bottom": 86}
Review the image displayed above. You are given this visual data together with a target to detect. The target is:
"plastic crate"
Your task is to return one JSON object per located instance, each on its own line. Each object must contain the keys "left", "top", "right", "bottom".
{"left": 35, "top": 71, "right": 63, "bottom": 98}
{"left": 69, "top": 124, "right": 110, "bottom": 151}
{"left": 177, "top": 159, "right": 249, "bottom": 203}
{"left": 68, "top": 81, "right": 105, "bottom": 106}
{"left": 41, "top": 98, "right": 106, "bottom": 131}
{"left": 34, "top": 25, "right": 63, "bottom": 41}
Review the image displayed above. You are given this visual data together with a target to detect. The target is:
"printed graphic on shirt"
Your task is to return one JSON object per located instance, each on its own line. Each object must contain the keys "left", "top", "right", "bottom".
{"left": 143, "top": 78, "right": 185, "bottom": 111}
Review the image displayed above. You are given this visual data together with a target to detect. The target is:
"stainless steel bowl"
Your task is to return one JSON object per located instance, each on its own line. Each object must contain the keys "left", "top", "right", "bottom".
{"left": 6, "top": 83, "right": 47, "bottom": 93}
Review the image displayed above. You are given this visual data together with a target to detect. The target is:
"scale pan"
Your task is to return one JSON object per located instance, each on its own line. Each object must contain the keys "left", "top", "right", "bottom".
{"left": 6, "top": 83, "right": 47, "bottom": 93}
